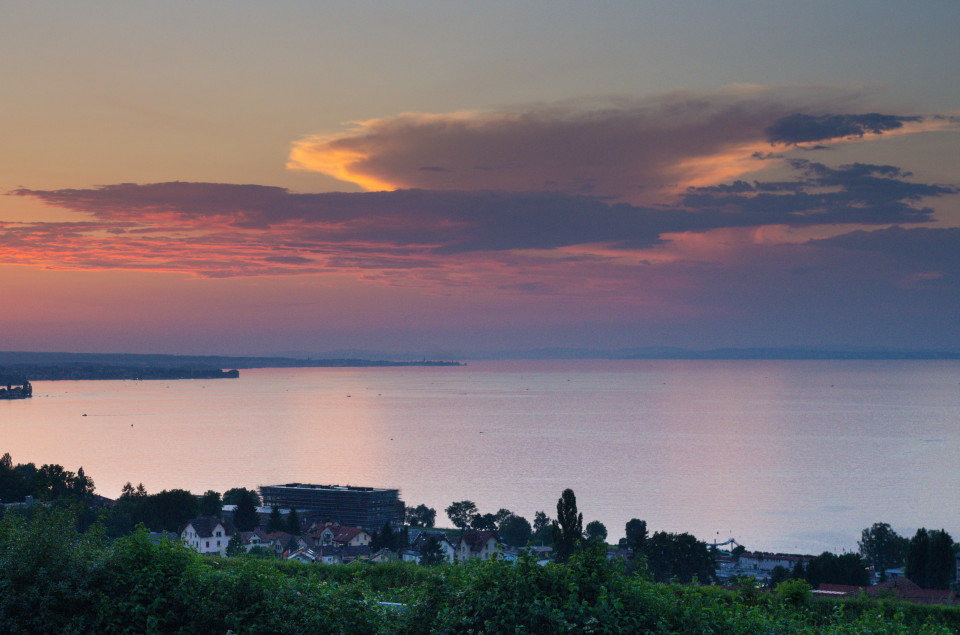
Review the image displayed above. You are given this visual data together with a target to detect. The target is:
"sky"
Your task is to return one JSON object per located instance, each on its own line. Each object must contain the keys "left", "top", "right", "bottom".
{"left": 1, "top": 1, "right": 958, "bottom": 356}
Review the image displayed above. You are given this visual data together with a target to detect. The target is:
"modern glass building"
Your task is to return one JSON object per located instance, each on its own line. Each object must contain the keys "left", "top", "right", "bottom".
{"left": 259, "top": 483, "right": 404, "bottom": 531}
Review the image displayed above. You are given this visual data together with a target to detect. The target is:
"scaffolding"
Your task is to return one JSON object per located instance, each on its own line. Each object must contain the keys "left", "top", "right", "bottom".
{"left": 259, "top": 483, "right": 404, "bottom": 531}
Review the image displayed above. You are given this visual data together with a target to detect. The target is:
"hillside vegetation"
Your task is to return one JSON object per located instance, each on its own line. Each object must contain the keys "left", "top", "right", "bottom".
{"left": 2, "top": 506, "right": 960, "bottom": 634}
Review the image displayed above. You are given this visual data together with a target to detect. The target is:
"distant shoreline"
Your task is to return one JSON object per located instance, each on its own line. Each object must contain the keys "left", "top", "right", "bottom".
{"left": 0, "top": 352, "right": 462, "bottom": 381}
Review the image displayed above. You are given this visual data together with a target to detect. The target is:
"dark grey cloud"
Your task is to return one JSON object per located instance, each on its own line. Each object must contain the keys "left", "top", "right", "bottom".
{"left": 765, "top": 113, "right": 921, "bottom": 145}
{"left": 9, "top": 157, "right": 955, "bottom": 270}
{"left": 681, "top": 160, "right": 955, "bottom": 226}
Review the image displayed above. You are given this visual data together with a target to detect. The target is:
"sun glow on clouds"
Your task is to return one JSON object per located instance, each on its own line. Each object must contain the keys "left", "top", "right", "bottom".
{"left": 4, "top": 90, "right": 958, "bottom": 350}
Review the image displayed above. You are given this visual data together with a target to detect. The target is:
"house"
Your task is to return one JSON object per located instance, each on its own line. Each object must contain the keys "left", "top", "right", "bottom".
{"left": 456, "top": 530, "right": 502, "bottom": 562}
{"left": 182, "top": 516, "right": 233, "bottom": 556}
{"left": 409, "top": 530, "right": 457, "bottom": 564}
{"left": 307, "top": 522, "right": 372, "bottom": 548}
{"left": 371, "top": 548, "right": 399, "bottom": 563}
{"left": 340, "top": 545, "right": 371, "bottom": 564}
{"left": 287, "top": 548, "right": 320, "bottom": 564}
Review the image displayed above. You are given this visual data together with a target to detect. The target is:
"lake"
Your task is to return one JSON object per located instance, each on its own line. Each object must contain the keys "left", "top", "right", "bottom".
{"left": 2, "top": 359, "right": 958, "bottom": 554}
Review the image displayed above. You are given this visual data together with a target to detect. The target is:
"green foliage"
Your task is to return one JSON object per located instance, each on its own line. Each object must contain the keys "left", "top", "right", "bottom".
{"left": 3, "top": 507, "right": 960, "bottom": 634}
{"left": 777, "top": 578, "right": 812, "bottom": 606}
{"left": 225, "top": 529, "right": 245, "bottom": 557}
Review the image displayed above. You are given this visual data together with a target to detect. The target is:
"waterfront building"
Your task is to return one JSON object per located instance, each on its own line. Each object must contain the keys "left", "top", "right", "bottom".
{"left": 259, "top": 483, "right": 404, "bottom": 532}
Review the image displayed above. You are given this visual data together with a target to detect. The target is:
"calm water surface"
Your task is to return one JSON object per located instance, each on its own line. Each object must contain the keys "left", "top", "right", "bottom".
{"left": 2, "top": 360, "right": 958, "bottom": 553}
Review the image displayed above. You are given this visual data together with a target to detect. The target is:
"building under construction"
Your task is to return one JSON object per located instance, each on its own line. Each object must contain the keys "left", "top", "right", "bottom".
{"left": 259, "top": 483, "right": 404, "bottom": 531}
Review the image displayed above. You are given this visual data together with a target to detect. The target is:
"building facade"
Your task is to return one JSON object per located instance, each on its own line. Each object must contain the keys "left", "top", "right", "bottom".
{"left": 259, "top": 483, "right": 404, "bottom": 531}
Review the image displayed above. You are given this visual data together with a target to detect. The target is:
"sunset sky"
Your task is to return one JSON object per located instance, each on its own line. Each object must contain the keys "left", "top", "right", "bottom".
{"left": 2, "top": 1, "right": 958, "bottom": 356}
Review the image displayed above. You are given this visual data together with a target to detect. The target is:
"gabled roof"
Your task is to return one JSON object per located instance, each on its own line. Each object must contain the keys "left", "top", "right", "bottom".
{"left": 459, "top": 530, "right": 501, "bottom": 552}
{"left": 333, "top": 526, "right": 368, "bottom": 543}
{"left": 183, "top": 516, "right": 230, "bottom": 538}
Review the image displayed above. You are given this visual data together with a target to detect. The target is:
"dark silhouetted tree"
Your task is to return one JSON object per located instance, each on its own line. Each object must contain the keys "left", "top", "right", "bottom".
{"left": 907, "top": 527, "right": 955, "bottom": 589}
{"left": 623, "top": 519, "right": 648, "bottom": 556}
{"left": 405, "top": 504, "right": 437, "bottom": 528}
{"left": 645, "top": 531, "right": 716, "bottom": 583}
{"left": 533, "top": 510, "right": 553, "bottom": 546}
{"left": 286, "top": 507, "right": 301, "bottom": 535}
{"left": 234, "top": 489, "right": 260, "bottom": 531}
{"left": 551, "top": 488, "right": 583, "bottom": 563}
{"left": 471, "top": 513, "right": 497, "bottom": 531}
{"left": 585, "top": 520, "right": 607, "bottom": 543}
{"left": 858, "top": 522, "right": 907, "bottom": 582}
{"left": 420, "top": 534, "right": 446, "bottom": 566}
{"left": 199, "top": 490, "right": 222, "bottom": 517}
{"left": 223, "top": 487, "right": 261, "bottom": 507}
{"left": 499, "top": 514, "right": 533, "bottom": 547}
{"left": 226, "top": 529, "right": 245, "bottom": 557}
{"left": 445, "top": 500, "right": 478, "bottom": 530}
{"left": 267, "top": 505, "right": 284, "bottom": 532}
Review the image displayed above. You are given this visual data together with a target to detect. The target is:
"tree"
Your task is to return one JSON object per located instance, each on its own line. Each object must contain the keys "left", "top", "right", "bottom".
{"left": 199, "top": 490, "right": 222, "bottom": 517}
{"left": 223, "top": 487, "right": 261, "bottom": 507}
{"left": 420, "top": 534, "right": 446, "bottom": 566}
{"left": 533, "top": 511, "right": 553, "bottom": 546}
{"left": 803, "top": 552, "right": 868, "bottom": 588}
{"left": 225, "top": 529, "right": 245, "bottom": 557}
{"left": 372, "top": 522, "right": 398, "bottom": 552}
{"left": 471, "top": 513, "right": 497, "bottom": 531}
{"left": 493, "top": 508, "right": 513, "bottom": 527}
{"left": 645, "top": 531, "right": 716, "bottom": 584}
{"left": 624, "top": 519, "right": 648, "bottom": 556}
{"left": 267, "top": 505, "right": 284, "bottom": 532}
{"left": 233, "top": 489, "right": 260, "bottom": 531}
{"left": 445, "top": 500, "right": 478, "bottom": 530}
{"left": 907, "top": 527, "right": 955, "bottom": 589}
{"left": 405, "top": 504, "right": 436, "bottom": 528}
{"left": 585, "top": 520, "right": 607, "bottom": 544}
{"left": 768, "top": 565, "right": 790, "bottom": 588}
{"left": 71, "top": 467, "right": 95, "bottom": 501}
{"left": 499, "top": 515, "right": 533, "bottom": 547}
{"left": 551, "top": 488, "right": 583, "bottom": 563}
{"left": 858, "top": 522, "right": 907, "bottom": 582}
{"left": 286, "top": 508, "right": 301, "bottom": 535}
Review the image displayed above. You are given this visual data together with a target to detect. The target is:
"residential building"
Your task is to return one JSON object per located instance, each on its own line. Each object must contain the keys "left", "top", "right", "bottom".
{"left": 182, "top": 516, "right": 232, "bottom": 556}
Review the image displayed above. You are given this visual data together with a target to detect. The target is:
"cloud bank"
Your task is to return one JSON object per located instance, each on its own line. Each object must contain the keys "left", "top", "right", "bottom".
{"left": 8, "top": 152, "right": 953, "bottom": 277}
